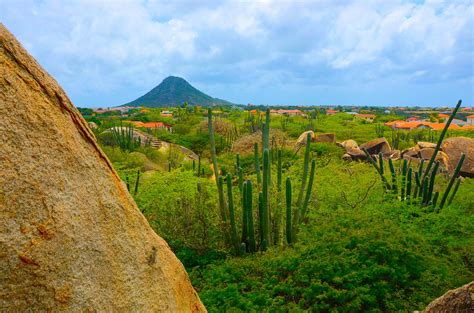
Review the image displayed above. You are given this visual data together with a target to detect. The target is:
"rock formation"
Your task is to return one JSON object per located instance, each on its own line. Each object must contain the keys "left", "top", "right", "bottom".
{"left": 441, "top": 137, "right": 474, "bottom": 178}
{"left": 424, "top": 281, "right": 473, "bottom": 312}
{"left": 294, "top": 131, "right": 336, "bottom": 151}
{"left": 0, "top": 24, "right": 205, "bottom": 311}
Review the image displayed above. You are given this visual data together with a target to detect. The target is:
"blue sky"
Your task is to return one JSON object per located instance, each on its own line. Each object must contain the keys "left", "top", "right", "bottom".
{"left": 1, "top": 0, "right": 473, "bottom": 108}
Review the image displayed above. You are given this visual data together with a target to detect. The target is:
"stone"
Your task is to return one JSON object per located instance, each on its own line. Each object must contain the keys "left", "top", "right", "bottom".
{"left": 346, "top": 147, "right": 366, "bottom": 161}
{"left": 0, "top": 24, "right": 205, "bottom": 312}
{"left": 441, "top": 137, "right": 474, "bottom": 178}
{"left": 417, "top": 141, "right": 436, "bottom": 149}
{"left": 359, "top": 137, "right": 391, "bottom": 155}
{"left": 402, "top": 147, "right": 420, "bottom": 159}
{"left": 338, "top": 139, "right": 358, "bottom": 150}
{"left": 314, "top": 133, "right": 336, "bottom": 143}
{"left": 424, "top": 281, "right": 473, "bottom": 312}
{"left": 419, "top": 149, "right": 449, "bottom": 169}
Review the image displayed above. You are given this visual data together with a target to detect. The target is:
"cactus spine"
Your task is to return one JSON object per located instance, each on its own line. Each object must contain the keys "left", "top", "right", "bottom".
{"left": 286, "top": 177, "right": 293, "bottom": 245}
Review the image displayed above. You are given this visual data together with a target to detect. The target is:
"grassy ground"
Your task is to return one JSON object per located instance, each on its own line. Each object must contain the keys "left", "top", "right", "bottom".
{"left": 89, "top": 108, "right": 474, "bottom": 311}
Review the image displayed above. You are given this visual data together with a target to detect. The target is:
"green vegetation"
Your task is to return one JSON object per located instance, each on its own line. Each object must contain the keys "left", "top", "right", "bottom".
{"left": 80, "top": 102, "right": 473, "bottom": 311}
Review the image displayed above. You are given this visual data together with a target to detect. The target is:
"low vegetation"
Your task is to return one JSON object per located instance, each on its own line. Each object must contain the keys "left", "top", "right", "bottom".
{"left": 81, "top": 103, "right": 473, "bottom": 311}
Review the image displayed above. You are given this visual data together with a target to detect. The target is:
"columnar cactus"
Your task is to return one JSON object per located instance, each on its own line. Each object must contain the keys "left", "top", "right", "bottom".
{"left": 226, "top": 173, "right": 240, "bottom": 255}
{"left": 439, "top": 153, "right": 465, "bottom": 209}
{"left": 286, "top": 177, "right": 293, "bottom": 245}
{"left": 246, "top": 180, "right": 256, "bottom": 253}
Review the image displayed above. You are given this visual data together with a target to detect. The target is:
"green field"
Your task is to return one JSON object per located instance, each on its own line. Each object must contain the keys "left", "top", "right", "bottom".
{"left": 83, "top": 106, "right": 473, "bottom": 312}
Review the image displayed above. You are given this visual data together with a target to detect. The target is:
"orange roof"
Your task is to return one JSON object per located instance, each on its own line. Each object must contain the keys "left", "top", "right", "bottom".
{"left": 438, "top": 113, "right": 449, "bottom": 118}
{"left": 128, "top": 121, "right": 145, "bottom": 127}
{"left": 143, "top": 122, "right": 170, "bottom": 128}
{"left": 461, "top": 125, "right": 474, "bottom": 130}
{"left": 161, "top": 113, "right": 173, "bottom": 117}
{"left": 384, "top": 120, "right": 405, "bottom": 126}
{"left": 392, "top": 121, "right": 426, "bottom": 129}
{"left": 467, "top": 115, "right": 474, "bottom": 118}
{"left": 425, "top": 123, "right": 460, "bottom": 130}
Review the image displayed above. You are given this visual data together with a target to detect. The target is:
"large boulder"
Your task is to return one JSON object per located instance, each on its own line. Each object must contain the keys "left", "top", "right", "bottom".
{"left": 0, "top": 24, "right": 205, "bottom": 311}
{"left": 359, "top": 137, "right": 391, "bottom": 155}
{"left": 441, "top": 137, "right": 474, "bottom": 178}
{"left": 338, "top": 139, "right": 358, "bottom": 150}
{"left": 314, "top": 133, "right": 336, "bottom": 143}
{"left": 424, "top": 281, "right": 473, "bottom": 312}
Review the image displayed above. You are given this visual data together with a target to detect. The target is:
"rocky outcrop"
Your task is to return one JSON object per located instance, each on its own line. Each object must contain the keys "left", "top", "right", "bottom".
{"left": 294, "top": 131, "right": 336, "bottom": 151}
{"left": 424, "top": 281, "right": 473, "bottom": 312}
{"left": 441, "top": 137, "right": 474, "bottom": 178}
{"left": 401, "top": 137, "right": 473, "bottom": 177}
{"left": 314, "top": 133, "right": 336, "bottom": 143}
{"left": 0, "top": 23, "right": 205, "bottom": 312}
{"left": 359, "top": 137, "right": 391, "bottom": 155}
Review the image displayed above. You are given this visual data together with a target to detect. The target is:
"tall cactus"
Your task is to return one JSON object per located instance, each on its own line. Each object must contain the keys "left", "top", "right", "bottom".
{"left": 277, "top": 149, "right": 283, "bottom": 192}
{"left": 286, "top": 177, "right": 293, "bottom": 245}
{"left": 301, "top": 159, "right": 316, "bottom": 221}
{"left": 422, "top": 100, "right": 462, "bottom": 181}
{"left": 406, "top": 167, "right": 413, "bottom": 201}
{"left": 134, "top": 170, "right": 140, "bottom": 195}
{"left": 261, "top": 148, "right": 270, "bottom": 248}
{"left": 388, "top": 158, "right": 397, "bottom": 195}
{"left": 226, "top": 173, "right": 240, "bottom": 255}
{"left": 439, "top": 154, "right": 465, "bottom": 210}
{"left": 241, "top": 180, "right": 248, "bottom": 247}
{"left": 254, "top": 143, "right": 262, "bottom": 188}
{"left": 426, "top": 161, "right": 440, "bottom": 204}
{"left": 401, "top": 159, "right": 407, "bottom": 200}
{"left": 246, "top": 180, "right": 256, "bottom": 253}
{"left": 297, "top": 132, "right": 312, "bottom": 207}
{"left": 447, "top": 177, "right": 462, "bottom": 206}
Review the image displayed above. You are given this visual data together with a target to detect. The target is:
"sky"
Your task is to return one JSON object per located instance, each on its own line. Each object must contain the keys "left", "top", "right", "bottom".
{"left": 1, "top": 0, "right": 473, "bottom": 108}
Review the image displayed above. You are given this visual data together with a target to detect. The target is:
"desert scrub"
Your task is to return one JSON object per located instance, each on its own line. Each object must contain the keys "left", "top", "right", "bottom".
{"left": 190, "top": 198, "right": 473, "bottom": 312}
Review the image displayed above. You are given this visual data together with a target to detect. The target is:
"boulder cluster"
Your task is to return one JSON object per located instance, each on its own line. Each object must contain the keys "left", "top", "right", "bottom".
{"left": 338, "top": 137, "right": 474, "bottom": 177}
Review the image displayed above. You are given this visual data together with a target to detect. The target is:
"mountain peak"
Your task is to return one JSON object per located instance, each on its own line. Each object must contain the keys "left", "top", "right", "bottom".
{"left": 124, "top": 76, "right": 232, "bottom": 107}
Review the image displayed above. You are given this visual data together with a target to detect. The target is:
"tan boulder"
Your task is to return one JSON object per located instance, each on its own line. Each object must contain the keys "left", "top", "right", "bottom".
{"left": 417, "top": 141, "right": 436, "bottom": 149}
{"left": 424, "top": 281, "right": 473, "bottom": 312}
{"left": 441, "top": 137, "right": 474, "bottom": 178}
{"left": 314, "top": 133, "right": 336, "bottom": 143}
{"left": 346, "top": 147, "right": 366, "bottom": 161}
{"left": 419, "top": 149, "right": 449, "bottom": 169}
{"left": 359, "top": 137, "right": 392, "bottom": 155}
{"left": 338, "top": 139, "right": 358, "bottom": 150}
{"left": 0, "top": 24, "right": 205, "bottom": 312}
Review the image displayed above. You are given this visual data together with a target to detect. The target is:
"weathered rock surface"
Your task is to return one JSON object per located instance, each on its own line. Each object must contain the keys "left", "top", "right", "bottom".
{"left": 314, "top": 133, "right": 336, "bottom": 143}
{"left": 338, "top": 139, "right": 358, "bottom": 150}
{"left": 359, "top": 137, "right": 391, "bottom": 155}
{"left": 424, "top": 281, "right": 473, "bottom": 312}
{"left": 0, "top": 23, "right": 205, "bottom": 312}
{"left": 441, "top": 137, "right": 474, "bottom": 178}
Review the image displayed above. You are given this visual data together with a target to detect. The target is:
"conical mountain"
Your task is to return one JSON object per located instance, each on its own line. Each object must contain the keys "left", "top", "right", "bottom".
{"left": 125, "top": 76, "right": 233, "bottom": 107}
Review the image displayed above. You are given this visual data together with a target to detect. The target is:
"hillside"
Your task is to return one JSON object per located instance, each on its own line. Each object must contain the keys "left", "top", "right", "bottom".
{"left": 124, "top": 76, "right": 233, "bottom": 107}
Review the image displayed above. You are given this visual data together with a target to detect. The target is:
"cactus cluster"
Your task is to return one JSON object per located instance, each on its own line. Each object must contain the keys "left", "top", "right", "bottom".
{"left": 208, "top": 108, "right": 317, "bottom": 255}
{"left": 110, "top": 124, "right": 143, "bottom": 152}
{"left": 365, "top": 100, "right": 464, "bottom": 210}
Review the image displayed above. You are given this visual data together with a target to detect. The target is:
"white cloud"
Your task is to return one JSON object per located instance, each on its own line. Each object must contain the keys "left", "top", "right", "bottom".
{"left": 0, "top": 0, "right": 472, "bottom": 106}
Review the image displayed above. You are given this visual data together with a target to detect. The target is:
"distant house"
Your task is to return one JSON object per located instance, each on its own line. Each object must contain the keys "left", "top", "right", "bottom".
{"left": 385, "top": 120, "right": 461, "bottom": 131}
{"left": 384, "top": 110, "right": 391, "bottom": 114}
{"left": 467, "top": 115, "right": 474, "bottom": 126}
{"left": 160, "top": 110, "right": 173, "bottom": 118}
{"left": 355, "top": 114, "right": 376, "bottom": 122}
{"left": 406, "top": 116, "right": 419, "bottom": 122}
{"left": 270, "top": 109, "right": 305, "bottom": 116}
{"left": 437, "top": 113, "right": 450, "bottom": 120}
{"left": 326, "top": 109, "right": 339, "bottom": 115}
{"left": 129, "top": 121, "right": 172, "bottom": 132}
